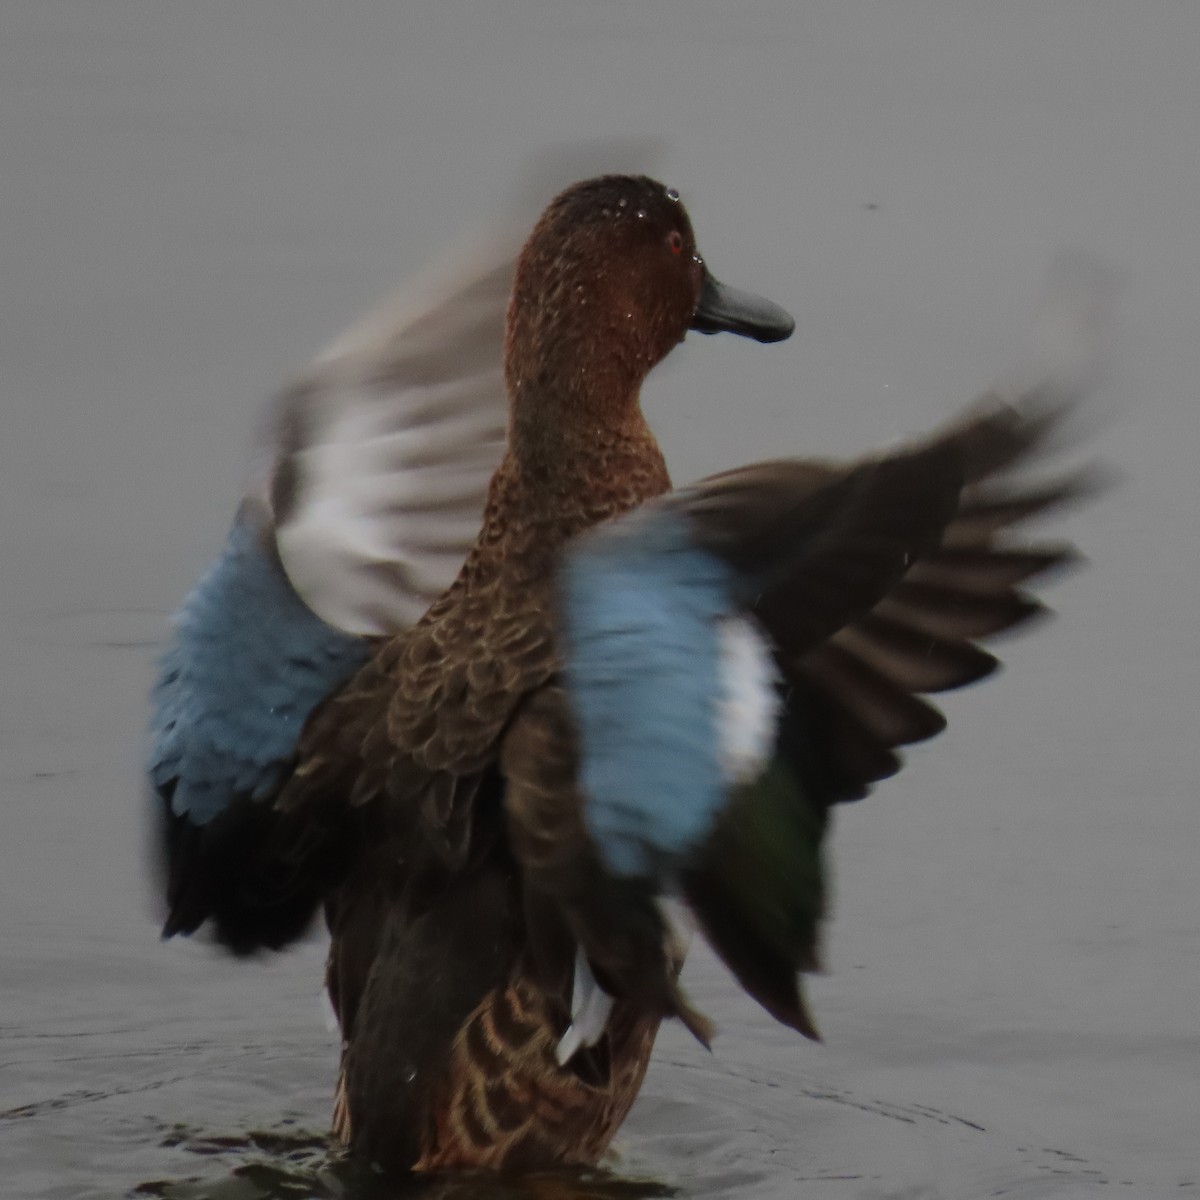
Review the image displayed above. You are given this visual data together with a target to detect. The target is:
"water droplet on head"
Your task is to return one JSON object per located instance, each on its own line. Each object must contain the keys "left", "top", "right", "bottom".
{"left": 666, "top": 188, "right": 680, "bottom": 203}
{"left": 635, "top": 209, "right": 647, "bottom": 220}
{"left": 403, "top": 1067, "right": 417, "bottom": 1083}
{"left": 617, "top": 196, "right": 628, "bottom": 209}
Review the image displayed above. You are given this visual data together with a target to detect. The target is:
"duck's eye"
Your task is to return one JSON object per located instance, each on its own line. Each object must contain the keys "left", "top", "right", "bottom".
{"left": 667, "top": 231, "right": 684, "bottom": 255}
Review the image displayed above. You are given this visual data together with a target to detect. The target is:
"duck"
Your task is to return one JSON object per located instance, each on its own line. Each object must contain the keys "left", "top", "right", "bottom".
{"left": 150, "top": 171, "right": 1092, "bottom": 1174}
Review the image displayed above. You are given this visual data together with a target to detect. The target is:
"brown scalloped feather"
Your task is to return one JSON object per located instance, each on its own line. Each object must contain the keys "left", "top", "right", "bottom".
{"left": 413, "top": 978, "right": 660, "bottom": 1171}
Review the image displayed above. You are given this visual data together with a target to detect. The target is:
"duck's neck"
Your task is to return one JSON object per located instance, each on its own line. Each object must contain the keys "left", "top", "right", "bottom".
{"left": 478, "top": 382, "right": 669, "bottom": 580}
{"left": 509, "top": 364, "right": 645, "bottom": 461}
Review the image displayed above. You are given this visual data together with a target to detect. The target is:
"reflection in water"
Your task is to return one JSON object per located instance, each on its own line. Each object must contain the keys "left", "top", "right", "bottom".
{"left": 132, "top": 1123, "right": 674, "bottom": 1200}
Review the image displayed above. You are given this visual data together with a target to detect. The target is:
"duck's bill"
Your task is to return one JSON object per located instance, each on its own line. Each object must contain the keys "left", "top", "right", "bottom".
{"left": 690, "top": 269, "right": 795, "bottom": 344}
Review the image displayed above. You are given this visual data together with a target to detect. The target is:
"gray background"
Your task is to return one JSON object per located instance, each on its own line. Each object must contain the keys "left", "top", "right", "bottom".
{"left": 1, "top": 3, "right": 1197, "bottom": 1197}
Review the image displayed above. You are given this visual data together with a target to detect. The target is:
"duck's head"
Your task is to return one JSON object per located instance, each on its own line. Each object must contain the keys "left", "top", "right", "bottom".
{"left": 505, "top": 175, "right": 793, "bottom": 428}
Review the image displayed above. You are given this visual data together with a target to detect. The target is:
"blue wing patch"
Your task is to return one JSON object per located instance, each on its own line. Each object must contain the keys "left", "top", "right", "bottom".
{"left": 149, "top": 503, "right": 369, "bottom": 825}
{"left": 557, "top": 508, "right": 740, "bottom": 879}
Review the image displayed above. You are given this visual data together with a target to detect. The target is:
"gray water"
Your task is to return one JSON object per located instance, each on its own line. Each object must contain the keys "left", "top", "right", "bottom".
{"left": 2, "top": 4, "right": 1198, "bottom": 1197}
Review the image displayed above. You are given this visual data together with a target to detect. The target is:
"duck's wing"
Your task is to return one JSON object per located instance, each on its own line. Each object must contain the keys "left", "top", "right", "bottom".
{"left": 265, "top": 239, "right": 512, "bottom": 636}
{"left": 503, "top": 387, "right": 1098, "bottom": 1040}
{"left": 149, "top": 237, "right": 514, "bottom": 953}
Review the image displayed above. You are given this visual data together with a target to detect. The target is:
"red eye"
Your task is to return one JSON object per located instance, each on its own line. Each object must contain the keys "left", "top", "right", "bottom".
{"left": 667, "top": 231, "right": 684, "bottom": 255}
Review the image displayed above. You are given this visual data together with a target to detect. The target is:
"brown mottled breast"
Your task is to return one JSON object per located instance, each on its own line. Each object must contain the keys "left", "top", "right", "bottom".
{"left": 291, "top": 417, "right": 670, "bottom": 821}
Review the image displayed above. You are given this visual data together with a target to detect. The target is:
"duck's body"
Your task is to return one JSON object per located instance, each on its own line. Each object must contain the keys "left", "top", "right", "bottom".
{"left": 151, "top": 171, "right": 1093, "bottom": 1175}
{"left": 319, "top": 436, "right": 672, "bottom": 1170}
{"left": 331, "top": 878, "right": 662, "bottom": 1171}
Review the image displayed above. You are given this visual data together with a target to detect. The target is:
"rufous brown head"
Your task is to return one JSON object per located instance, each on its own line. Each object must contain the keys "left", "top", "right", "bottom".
{"left": 505, "top": 175, "right": 793, "bottom": 421}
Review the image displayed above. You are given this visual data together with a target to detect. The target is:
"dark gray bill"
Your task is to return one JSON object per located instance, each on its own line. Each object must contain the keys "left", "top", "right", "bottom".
{"left": 690, "top": 267, "right": 795, "bottom": 343}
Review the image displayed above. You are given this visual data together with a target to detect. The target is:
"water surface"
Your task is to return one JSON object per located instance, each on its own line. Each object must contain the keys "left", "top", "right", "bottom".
{"left": 2, "top": 4, "right": 1198, "bottom": 1197}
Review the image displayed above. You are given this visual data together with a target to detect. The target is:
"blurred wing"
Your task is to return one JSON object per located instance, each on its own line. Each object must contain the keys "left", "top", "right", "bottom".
{"left": 685, "top": 393, "right": 1093, "bottom": 801}
{"left": 549, "top": 387, "right": 1095, "bottom": 1035}
{"left": 151, "top": 139, "right": 669, "bottom": 954}
{"left": 150, "top": 235, "right": 519, "bottom": 950}
{"left": 264, "top": 237, "right": 514, "bottom": 636}
{"left": 149, "top": 500, "right": 369, "bottom": 949}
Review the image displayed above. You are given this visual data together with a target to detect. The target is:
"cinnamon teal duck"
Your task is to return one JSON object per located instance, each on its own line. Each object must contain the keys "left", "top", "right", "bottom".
{"left": 150, "top": 172, "right": 1092, "bottom": 1173}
